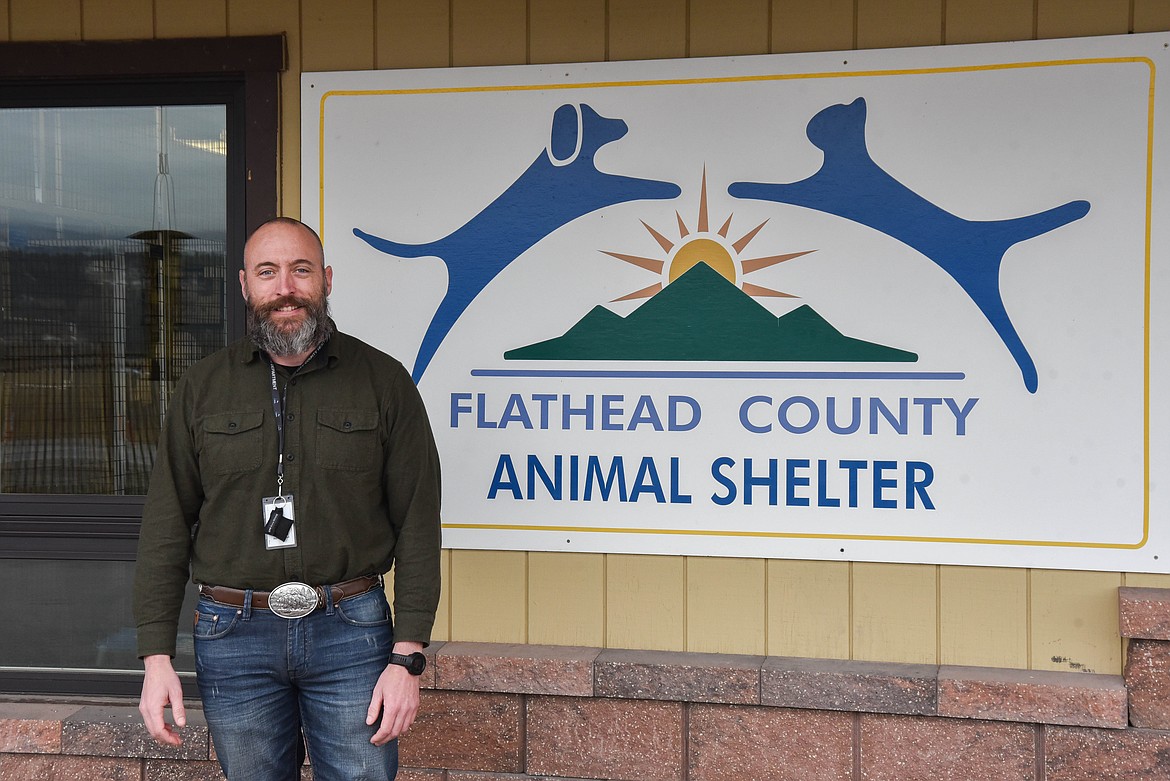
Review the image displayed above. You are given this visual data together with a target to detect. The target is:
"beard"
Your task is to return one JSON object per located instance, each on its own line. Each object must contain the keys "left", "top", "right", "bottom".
{"left": 246, "top": 289, "right": 334, "bottom": 359}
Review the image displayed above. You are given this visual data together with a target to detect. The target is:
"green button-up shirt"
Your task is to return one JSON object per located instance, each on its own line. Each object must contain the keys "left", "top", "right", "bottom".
{"left": 133, "top": 329, "right": 442, "bottom": 658}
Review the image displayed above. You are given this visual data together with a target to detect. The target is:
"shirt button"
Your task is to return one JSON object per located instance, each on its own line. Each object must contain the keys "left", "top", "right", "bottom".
{"left": 286, "top": 453, "right": 295, "bottom": 461}
{"left": 344, "top": 421, "right": 352, "bottom": 429}
{"left": 287, "top": 413, "right": 294, "bottom": 421}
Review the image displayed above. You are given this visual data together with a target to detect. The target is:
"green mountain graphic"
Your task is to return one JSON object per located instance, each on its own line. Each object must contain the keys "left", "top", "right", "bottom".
{"left": 504, "top": 261, "right": 918, "bottom": 362}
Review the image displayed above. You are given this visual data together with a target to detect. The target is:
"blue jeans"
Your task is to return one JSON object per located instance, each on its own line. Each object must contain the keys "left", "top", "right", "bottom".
{"left": 193, "top": 587, "right": 398, "bottom": 781}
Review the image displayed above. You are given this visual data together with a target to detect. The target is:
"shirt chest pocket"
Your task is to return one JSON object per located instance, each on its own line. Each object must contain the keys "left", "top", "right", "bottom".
{"left": 316, "top": 408, "right": 380, "bottom": 471}
{"left": 199, "top": 411, "right": 265, "bottom": 475}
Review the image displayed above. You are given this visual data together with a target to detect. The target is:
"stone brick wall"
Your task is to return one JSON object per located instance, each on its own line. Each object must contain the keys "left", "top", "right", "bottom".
{"left": 3, "top": 587, "right": 1170, "bottom": 780}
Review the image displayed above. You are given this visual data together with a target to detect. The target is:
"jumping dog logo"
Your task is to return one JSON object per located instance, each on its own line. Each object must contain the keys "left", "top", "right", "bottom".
{"left": 355, "top": 97, "right": 1089, "bottom": 393}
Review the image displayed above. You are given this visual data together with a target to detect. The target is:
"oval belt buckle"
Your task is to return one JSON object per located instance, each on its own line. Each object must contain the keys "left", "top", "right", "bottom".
{"left": 268, "top": 582, "right": 319, "bottom": 619}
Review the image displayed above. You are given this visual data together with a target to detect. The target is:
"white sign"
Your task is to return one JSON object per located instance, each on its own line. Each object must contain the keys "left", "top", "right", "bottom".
{"left": 304, "top": 33, "right": 1170, "bottom": 572}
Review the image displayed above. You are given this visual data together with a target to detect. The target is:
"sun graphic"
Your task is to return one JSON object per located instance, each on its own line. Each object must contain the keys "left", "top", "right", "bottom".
{"left": 603, "top": 169, "right": 815, "bottom": 302}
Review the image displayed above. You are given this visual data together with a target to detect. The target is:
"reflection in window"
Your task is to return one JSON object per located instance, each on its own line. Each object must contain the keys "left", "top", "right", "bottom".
{"left": 0, "top": 105, "right": 228, "bottom": 494}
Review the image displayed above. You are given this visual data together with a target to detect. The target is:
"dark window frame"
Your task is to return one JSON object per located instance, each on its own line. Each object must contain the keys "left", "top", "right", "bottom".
{"left": 0, "top": 36, "right": 283, "bottom": 696}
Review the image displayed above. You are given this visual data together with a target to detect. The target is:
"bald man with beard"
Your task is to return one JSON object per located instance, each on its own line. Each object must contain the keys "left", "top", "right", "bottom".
{"left": 134, "top": 217, "right": 442, "bottom": 781}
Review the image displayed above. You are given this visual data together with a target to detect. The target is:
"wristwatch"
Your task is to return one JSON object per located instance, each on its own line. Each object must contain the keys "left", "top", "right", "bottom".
{"left": 389, "top": 651, "right": 427, "bottom": 676}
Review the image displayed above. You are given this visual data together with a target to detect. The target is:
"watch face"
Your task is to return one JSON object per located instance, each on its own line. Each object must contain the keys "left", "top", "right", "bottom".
{"left": 394, "top": 651, "right": 426, "bottom": 675}
{"left": 391, "top": 651, "right": 427, "bottom": 675}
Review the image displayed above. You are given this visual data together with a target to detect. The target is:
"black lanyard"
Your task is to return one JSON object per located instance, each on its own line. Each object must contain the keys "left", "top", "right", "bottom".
{"left": 267, "top": 343, "right": 324, "bottom": 493}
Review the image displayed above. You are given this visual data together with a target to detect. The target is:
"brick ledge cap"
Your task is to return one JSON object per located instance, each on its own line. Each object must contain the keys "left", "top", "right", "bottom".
{"left": 1119, "top": 587, "right": 1170, "bottom": 640}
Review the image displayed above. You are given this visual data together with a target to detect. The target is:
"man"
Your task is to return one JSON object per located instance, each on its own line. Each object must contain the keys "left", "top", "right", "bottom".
{"left": 134, "top": 217, "right": 441, "bottom": 781}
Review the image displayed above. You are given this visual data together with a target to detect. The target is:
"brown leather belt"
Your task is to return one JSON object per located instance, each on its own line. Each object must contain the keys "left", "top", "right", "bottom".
{"left": 198, "top": 574, "right": 381, "bottom": 617}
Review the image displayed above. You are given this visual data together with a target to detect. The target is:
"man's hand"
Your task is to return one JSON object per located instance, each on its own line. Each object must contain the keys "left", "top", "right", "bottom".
{"left": 366, "top": 641, "right": 423, "bottom": 745}
{"left": 139, "top": 654, "right": 187, "bottom": 747}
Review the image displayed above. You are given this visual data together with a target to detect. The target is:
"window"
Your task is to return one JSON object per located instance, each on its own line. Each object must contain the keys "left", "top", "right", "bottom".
{"left": 0, "top": 37, "right": 282, "bottom": 696}
{"left": 2, "top": 102, "right": 227, "bottom": 495}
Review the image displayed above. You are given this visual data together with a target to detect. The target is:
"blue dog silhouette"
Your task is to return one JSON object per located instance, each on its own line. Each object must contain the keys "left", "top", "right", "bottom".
{"left": 355, "top": 103, "right": 681, "bottom": 382}
{"left": 729, "top": 97, "right": 1090, "bottom": 393}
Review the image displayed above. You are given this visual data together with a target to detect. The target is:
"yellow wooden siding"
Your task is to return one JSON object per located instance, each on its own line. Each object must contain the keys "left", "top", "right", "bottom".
{"left": 0, "top": 1, "right": 8, "bottom": 40}
{"left": 689, "top": 0, "right": 769, "bottom": 58}
{"left": 944, "top": 0, "right": 1034, "bottom": 44}
{"left": 298, "top": 0, "right": 374, "bottom": 214}
{"left": 155, "top": 0, "right": 225, "bottom": 38}
{"left": 376, "top": 0, "right": 450, "bottom": 69}
{"left": 852, "top": 562, "right": 938, "bottom": 664}
{"left": 939, "top": 566, "right": 1028, "bottom": 668}
{"left": 530, "top": 0, "right": 606, "bottom": 64}
{"left": 83, "top": 0, "right": 152, "bottom": 40}
{"left": 1126, "top": 573, "right": 1170, "bottom": 589}
{"left": 1136, "top": 0, "right": 1170, "bottom": 32}
{"left": 1030, "top": 569, "right": 1122, "bottom": 674}
{"left": 10, "top": 0, "right": 81, "bottom": 40}
{"left": 857, "top": 0, "right": 943, "bottom": 49}
{"left": 766, "top": 559, "right": 851, "bottom": 659}
{"left": 772, "top": 0, "right": 853, "bottom": 53}
{"left": 302, "top": 0, "right": 375, "bottom": 72}
{"left": 228, "top": 0, "right": 300, "bottom": 40}
{"left": 605, "top": 553, "right": 686, "bottom": 650}
{"left": 609, "top": 0, "right": 686, "bottom": 61}
{"left": 528, "top": 552, "right": 605, "bottom": 646}
{"left": 226, "top": 0, "right": 301, "bottom": 218}
{"left": 1037, "top": 0, "right": 1130, "bottom": 38}
{"left": 451, "top": 0, "right": 525, "bottom": 67}
{"left": 686, "top": 556, "right": 766, "bottom": 654}
{"left": 449, "top": 549, "right": 528, "bottom": 642}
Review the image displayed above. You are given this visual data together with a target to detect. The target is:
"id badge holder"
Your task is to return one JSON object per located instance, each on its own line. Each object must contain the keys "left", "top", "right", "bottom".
{"left": 262, "top": 494, "right": 297, "bottom": 549}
